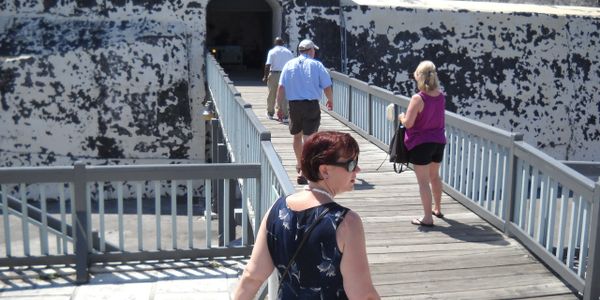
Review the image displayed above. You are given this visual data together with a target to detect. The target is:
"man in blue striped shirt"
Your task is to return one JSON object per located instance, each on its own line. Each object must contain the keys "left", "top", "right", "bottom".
{"left": 276, "top": 39, "right": 333, "bottom": 184}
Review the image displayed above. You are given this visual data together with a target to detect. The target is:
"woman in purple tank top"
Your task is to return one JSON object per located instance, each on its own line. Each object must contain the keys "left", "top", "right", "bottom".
{"left": 398, "top": 61, "right": 447, "bottom": 227}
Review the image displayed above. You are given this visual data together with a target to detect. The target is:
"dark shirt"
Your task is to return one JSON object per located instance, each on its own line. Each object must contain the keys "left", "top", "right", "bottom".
{"left": 266, "top": 196, "right": 350, "bottom": 299}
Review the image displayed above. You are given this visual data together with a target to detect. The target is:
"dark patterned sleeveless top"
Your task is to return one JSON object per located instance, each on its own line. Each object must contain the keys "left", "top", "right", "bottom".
{"left": 266, "top": 195, "right": 350, "bottom": 299}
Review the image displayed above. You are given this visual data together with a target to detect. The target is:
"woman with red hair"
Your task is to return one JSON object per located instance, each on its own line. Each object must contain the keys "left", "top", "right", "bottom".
{"left": 234, "top": 131, "right": 379, "bottom": 299}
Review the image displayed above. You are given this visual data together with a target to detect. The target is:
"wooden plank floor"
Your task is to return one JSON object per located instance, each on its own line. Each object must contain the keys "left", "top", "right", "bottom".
{"left": 231, "top": 77, "right": 578, "bottom": 299}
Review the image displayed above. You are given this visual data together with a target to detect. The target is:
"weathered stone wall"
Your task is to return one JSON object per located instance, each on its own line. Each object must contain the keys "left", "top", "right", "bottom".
{"left": 341, "top": 1, "right": 600, "bottom": 161}
{"left": 0, "top": 0, "right": 207, "bottom": 167}
{"left": 280, "top": 0, "right": 342, "bottom": 70}
{"left": 463, "top": 0, "right": 599, "bottom": 7}
{"left": 2, "top": 0, "right": 598, "bottom": 167}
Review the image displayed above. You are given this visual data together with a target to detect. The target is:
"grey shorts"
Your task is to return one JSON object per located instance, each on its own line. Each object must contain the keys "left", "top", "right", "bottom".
{"left": 288, "top": 100, "right": 321, "bottom": 135}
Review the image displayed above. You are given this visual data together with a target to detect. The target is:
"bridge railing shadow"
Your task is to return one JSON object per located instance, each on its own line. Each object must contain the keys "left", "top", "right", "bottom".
{"left": 414, "top": 217, "right": 510, "bottom": 247}
{"left": 0, "top": 258, "right": 245, "bottom": 294}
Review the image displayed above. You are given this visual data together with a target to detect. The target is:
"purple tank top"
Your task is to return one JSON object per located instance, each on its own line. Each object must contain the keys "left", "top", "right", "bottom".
{"left": 404, "top": 91, "right": 447, "bottom": 150}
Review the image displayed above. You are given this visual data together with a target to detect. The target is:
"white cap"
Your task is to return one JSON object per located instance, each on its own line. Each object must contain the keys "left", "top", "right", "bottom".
{"left": 298, "top": 39, "right": 319, "bottom": 51}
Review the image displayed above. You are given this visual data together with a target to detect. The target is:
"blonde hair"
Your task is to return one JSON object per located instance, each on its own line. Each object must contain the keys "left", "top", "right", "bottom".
{"left": 415, "top": 60, "right": 439, "bottom": 92}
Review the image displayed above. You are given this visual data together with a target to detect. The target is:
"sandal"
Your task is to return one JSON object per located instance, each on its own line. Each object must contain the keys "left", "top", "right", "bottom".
{"left": 432, "top": 211, "right": 444, "bottom": 218}
{"left": 411, "top": 218, "right": 434, "bottom": 227}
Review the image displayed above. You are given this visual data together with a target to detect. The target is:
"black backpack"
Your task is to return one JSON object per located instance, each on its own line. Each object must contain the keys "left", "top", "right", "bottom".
{"left": 389, "top": 124, "right": 409, "bottom": 173}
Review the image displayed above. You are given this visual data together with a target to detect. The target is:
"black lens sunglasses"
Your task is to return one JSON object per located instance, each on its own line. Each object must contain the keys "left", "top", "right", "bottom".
{"left": 328, "top": 158, "right": 358, "bottom": 172}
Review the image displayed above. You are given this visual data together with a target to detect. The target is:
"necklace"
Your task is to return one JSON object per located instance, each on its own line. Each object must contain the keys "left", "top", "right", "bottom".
{"left": 305, "top": 186, "right": 334, "bottom": 201}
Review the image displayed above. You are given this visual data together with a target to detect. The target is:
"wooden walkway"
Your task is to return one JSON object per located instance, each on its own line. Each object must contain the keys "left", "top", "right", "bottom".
{"left": 233, "top": 78, "right": 578, "bottom": 299}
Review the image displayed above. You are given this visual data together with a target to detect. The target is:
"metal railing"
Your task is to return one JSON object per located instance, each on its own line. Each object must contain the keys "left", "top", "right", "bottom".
{"left": 206, "top": 54, "right": 295, "bottom": 299}
{"left": 206, "top": 54, "right": 295, "bottom": 219}
{"left": 0, "top": 162, "right": 261, "bottom": 283}
{"left": 323, "top": 71, "right": 599, "bottom": 300}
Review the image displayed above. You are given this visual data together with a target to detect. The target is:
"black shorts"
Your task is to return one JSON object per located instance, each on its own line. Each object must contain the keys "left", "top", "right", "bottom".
{"left": 288, "top": 100, "right": 321, "bottom": 135}
{"left": 408, "top": 143, "right": 445, "bottom": 165}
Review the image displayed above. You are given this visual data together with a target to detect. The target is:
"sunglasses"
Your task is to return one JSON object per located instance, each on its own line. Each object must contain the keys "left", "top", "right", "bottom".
{"left": 328, "top": 158, "right": 358, "bottom": 172}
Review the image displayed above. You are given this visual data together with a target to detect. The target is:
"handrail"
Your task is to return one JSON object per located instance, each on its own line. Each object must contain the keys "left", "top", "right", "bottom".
{"left": 206, "top": 53, "right": 295, "bottom": 228}
{"left": 205, "top": 54, "right": 297, "bottom": 299}
{"left": 325, "top": 70, "right": 600, "bottom": 300}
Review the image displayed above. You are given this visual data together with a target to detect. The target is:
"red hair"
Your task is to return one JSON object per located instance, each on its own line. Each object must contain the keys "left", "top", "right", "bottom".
{"left": 301, "top": 131, "right": 360, "bottom": 182}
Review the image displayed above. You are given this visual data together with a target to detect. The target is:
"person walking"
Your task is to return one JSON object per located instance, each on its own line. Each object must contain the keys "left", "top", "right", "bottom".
{"left": 276, "top": 39, "right": 333, "bottom": 184}
{"left": 398, "top": 60, "right": 447, "bottom": 227}
{"left": 263, "top": 37, "right": 293, "bottom": 122}
{"left": 234, "top": 131, "right": 380, "bottom": 300}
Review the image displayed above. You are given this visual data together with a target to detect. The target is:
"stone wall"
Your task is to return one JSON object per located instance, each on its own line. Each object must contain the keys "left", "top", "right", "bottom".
{"left": 280, "top": 0, "right": 342, "bottom": 70}
{"left": 0, "top": 0, "right": 207, "bottom": 167}
{"left": 0, "top": 0, "right": 347, "bottom": 168}
{"left": 2, "top": 0, "right": 598, "bottom": 167}
{"left": 341, "top": 0, "right": 600, "bottom": 161}
{"left": 463, "top": 0, "right": 599, "bottom": 7}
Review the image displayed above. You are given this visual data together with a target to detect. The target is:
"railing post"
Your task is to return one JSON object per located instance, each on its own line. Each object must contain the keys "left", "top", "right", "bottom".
{"left": 367, "top": 84, "right": 373, "bottom": 135}
{"left": 583, "top": 180, "right": 600, "bottom": 300}
{"left": 503, "top": 133, "right": 523, "bottom": 237}
{"left": 211, "top": 117, "right": 229, "bottom": 217}
{"left": 73, "top": 161, "right": 89, "bottom": 284}
{"left": 228, "top": 178, "right": 236, "bottom": 243}
{"left": 253, "top": 173, "right": 261, "bottom": 244}
{"left": 347, "top": 80, "right": 352, "bottom": 122}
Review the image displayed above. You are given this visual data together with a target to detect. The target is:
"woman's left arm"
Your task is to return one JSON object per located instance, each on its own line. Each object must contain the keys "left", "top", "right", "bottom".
{"left": 399, "top": 94, "right": 424, "bottom": 128}
{"left": 233, "top": 209, "right": 275, "bottom": 300}
{"left": 338, "top": 211, "right": 380, "bottom": 300}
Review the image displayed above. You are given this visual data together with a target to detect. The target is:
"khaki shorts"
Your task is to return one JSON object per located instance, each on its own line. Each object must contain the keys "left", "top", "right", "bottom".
{"left": 288, "top": 100, "right": 321, "bottom": 135}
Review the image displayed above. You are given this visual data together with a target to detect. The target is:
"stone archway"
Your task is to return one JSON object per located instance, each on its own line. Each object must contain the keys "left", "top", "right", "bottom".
{"left": 206, "top": 0, "right": 280, "bottom": 73}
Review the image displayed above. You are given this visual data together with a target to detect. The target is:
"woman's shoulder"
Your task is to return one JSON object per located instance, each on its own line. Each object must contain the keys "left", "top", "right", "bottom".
{"left": 335, "top": 209, "right": 365, "bottom": 250}
{"left": 323, "top": 202, "right": 350, "bottom": 219}
{"left": 340, "top": 209, "right": 360, "bottom": 223}
{"left": 267, "top": 195, "right": 289, "bottom": 218}
{"left": 335, "top": 208, "right": 362, "bottom": 232}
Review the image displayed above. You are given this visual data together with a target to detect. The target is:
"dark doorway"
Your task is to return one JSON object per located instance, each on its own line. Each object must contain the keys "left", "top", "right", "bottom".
{"left": 206, "top": 0, "right": 272, "bottom": 76}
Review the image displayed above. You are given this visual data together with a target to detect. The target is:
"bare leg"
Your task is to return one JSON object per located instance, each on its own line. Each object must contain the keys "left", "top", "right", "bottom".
{"left": 413, "top": 164, "right": 434, "bottom": 224}
{"left": 430, "top": 162, "right": 443, "bottom": 215}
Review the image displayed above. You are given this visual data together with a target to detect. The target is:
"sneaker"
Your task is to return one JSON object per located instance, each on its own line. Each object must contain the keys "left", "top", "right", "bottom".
{"left": 266, "top": 112, "right": 274, "bottom": 120}
{"left": 282, "top": 117, "right": 289, "bottom": 124}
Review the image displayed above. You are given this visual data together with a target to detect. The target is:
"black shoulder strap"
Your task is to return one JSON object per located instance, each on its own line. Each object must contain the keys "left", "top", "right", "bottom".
{"left": 278, "top": 206, "right": 331, "bottom": 287}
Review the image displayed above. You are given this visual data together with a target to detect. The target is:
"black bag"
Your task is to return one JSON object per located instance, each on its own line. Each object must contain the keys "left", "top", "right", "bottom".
{"left": 389, "top": 124, "right": 409, "bottom": 173}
